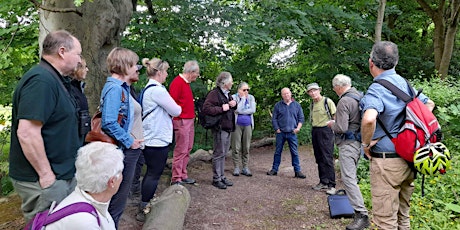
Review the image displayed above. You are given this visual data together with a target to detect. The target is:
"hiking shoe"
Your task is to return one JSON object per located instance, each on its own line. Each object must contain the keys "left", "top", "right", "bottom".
{"left": 266, "top": 170, "right": 278, "bottom": 176}
{"left": 326, "top": 187, "right": 337, "bottom": 195}
{"left": 312, "top": 183, "right": 328, "bottom": 190}
{"left": 212, "top": 181, "right": 227, "bottom": 189}
{"left": 241, "top": 168, "right": 252, "bottom": 177}
{"left": 346, "top": 213, "right": 370, "bottom": 230}
{"left": 233, "top": 168, "right": 240, "bottom": 176}
{"left": 136, "top": 211, "right": 146, "bottom": 222}
{"left": 170, "top": 181, "right": 183, "bottom": 186}
{"left": 222, "top": 178, "right": 233, "bottom": 186}
{"left": 294, "top": 171, "right": 306, "bottom": 179}
{"left": 182, "top": 178, "right": 196, "bottom": 184}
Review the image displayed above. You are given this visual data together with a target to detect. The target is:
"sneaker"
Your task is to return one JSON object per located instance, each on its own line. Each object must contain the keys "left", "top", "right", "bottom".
{"left": 170, "top": 181, "right": 183, "bottom": 186}
{"left": 212, "top": 181, "right": 227, "bottom": 189}
{"left": 294, "top": 171, "right": 306, "bottom": 179}
{"left": 326, "top": 187, "right": 337, "bottom": 195}
{"left": 136, "top": 210, "right": 146, "bottom": 222}
{"left": 233, "top": 168, "right": 240, "bottom": 176}
{"left": 241, "top": 168, "right": 252, "bottom": 177}
{"left": 312, "top": 183, "right": 328, "bottom": 190}
{"left": 266, "top": 170, "right": 278, "bottom": 176}
{"left": 346, "top": 212, "right": 370, "bottom": 230}
{"left": 222, "top": 178, "right": 233, "bottom": 186}
{"left": 182, "top": 178, "right": 196, "bottom": 184}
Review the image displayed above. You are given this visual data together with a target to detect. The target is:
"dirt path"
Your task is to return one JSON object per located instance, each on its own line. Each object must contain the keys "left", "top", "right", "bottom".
{"left": 119, "top": 145, "right": 350, "bottom": 230}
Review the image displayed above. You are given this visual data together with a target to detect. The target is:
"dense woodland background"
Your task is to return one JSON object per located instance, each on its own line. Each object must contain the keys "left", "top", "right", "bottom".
{"left": 1, "top": 0, "right": 460, "bottom": 229}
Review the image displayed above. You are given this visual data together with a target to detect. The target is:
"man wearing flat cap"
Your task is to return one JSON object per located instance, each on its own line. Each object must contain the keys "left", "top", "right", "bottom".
{"left": 307, "top": 82, "right": 337, "bottom": 195}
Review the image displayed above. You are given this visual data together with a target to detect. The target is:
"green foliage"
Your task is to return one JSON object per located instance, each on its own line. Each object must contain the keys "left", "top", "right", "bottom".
{"left": 0, "top": 0, "right": 39, "bottom": 106}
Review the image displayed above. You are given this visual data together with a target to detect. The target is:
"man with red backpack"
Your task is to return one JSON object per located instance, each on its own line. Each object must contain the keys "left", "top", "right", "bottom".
{"left": 361, "top": 41, "right": 435, "bottom": 229}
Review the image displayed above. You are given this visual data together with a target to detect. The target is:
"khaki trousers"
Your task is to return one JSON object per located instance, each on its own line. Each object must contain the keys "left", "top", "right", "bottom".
{"left": 370, "top": 157, "right": 414, "bottom": 230}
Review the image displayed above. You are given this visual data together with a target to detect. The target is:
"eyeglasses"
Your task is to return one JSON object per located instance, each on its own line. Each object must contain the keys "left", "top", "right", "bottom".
{"left": 242, "top": 89, "right": 250, "bottom": 92}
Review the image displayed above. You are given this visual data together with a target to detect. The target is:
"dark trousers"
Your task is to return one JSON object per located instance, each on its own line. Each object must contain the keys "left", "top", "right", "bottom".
{"left": 312, "top": 126, "right": 336, "bottom": 187}
{"left": 109, "top": 148, "right": 141, "bottom": 229}
{"left": 141, "top": 146, "right": 169, "bottom": 203}
{"left": 131, "top": 153, "right": 145, "bottom": 194}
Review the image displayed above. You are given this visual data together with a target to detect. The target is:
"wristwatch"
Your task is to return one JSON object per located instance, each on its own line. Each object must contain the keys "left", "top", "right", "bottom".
{"left": 361, "top": 143, "right": 370, "bottom": 148}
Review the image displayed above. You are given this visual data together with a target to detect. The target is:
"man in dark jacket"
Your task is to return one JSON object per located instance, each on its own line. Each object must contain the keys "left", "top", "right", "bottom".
{"left": 267, "top": 88, "right": 306, "bottom": 179}
{"left": 202, "top": 71, "right": 237, "bottom": 189}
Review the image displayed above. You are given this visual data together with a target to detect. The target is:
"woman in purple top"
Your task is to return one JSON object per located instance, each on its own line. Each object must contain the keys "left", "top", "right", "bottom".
{"left": 231, "top": 82, "right": 256, "bottom": 177}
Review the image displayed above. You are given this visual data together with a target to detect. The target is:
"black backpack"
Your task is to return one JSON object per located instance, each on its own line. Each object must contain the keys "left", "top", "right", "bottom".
{"left": 197, "top": 88, "right": 225, "bottom": 129}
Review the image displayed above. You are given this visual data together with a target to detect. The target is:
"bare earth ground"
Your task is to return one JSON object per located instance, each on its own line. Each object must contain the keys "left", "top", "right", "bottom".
{"left": 0, "top": 144, "right": 351, "bottom": 230}
{"left": 119, "top": 144, "right": 350, "bottom": 230}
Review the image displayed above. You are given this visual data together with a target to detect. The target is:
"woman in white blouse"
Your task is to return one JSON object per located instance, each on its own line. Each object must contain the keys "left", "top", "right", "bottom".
{"left": 137, "top": 58, "right": 181, "bottom": 221}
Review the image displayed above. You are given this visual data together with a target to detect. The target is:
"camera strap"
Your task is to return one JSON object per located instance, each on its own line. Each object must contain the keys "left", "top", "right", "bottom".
{"left": 39, "top": 60, "right": 78, "bottom": 109}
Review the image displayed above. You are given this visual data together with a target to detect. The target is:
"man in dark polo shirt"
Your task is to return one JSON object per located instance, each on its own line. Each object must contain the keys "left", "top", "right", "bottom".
{"left": 9, "top": 30, "right": 82, "bottom": 221}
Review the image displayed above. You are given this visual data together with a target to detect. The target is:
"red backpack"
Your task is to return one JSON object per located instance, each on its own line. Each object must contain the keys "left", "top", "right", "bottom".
{"left": 375, "top": 79, "right": 442, "bottom": 162}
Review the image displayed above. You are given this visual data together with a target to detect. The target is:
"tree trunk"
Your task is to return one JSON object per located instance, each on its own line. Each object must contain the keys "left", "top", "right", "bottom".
{"left": 439, "top": 0, "right": 460, "bottom": 77}
{"left": 375, "top": 0, "right": 386, "bottom": 42}
{"left": 416, "top": 0, "right": 460, "bottom": 77}
{"left": 39, "top": 0, "right": 134, "bottom": 113}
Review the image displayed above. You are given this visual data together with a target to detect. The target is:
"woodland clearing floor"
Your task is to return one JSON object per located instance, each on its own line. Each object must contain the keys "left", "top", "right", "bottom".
{"left": 0, "top": 144, "right": 353, "bottom": 230}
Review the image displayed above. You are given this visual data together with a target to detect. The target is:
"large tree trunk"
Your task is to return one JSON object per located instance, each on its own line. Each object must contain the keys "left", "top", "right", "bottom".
{"left": 416, "top": 0, "right": 460, "bottom": 78}
{"left": 39, "top": 0, "right": 134, "bottom": 113}
{"left": 439, "top": 0, "right": 460, "bottom": 77}
{"left": 375, "top": 0, "right": 386, "bottom": 42}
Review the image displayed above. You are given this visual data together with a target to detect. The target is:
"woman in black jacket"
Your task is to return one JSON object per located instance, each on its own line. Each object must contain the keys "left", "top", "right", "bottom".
{"left": 202, "top": 71, "right": 237, "bottom": 189}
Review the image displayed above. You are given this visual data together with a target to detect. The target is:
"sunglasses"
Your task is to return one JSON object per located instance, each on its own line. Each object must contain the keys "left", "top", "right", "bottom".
{"left": 242, "top": 89, "right": 250, "bottom": 92}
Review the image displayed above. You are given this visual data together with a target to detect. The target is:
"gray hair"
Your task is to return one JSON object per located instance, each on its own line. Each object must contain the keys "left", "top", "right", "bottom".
{"left": 75, "top": 142, "right": 124, "bottom": 193}
{"left": 370, "top": 41, "right": 399, "bottom": 70}
{"left": 183, "top": 60, "right": 199, "bottom": 74}
{"left": 42, "top": 30, "right": 76, "bottom": 56}
{"left": 332, "top": 74, "right": 352, "bottom": 87}
{"left": 238, "top": 81, "right": 249, "bottom": 90}
{"left": 216, "top": 71, "right": 233, "bottom": 88}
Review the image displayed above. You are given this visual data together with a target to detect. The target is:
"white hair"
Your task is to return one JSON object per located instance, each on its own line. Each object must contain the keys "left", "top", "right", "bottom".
{"left": 332, "top": 74, "right": 352, "bottom": 87}
{"left": 75, "top": 142, "right": 124, "bottom": 193}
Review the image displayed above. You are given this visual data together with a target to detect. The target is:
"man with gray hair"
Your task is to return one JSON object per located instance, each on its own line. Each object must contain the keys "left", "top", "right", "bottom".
{"left": 169, "top": 60, "right": 200, "bottom": 185}
{"left": 9, "top": 30, "right": 82, "bottom": 221}
{"left": 328, "top": 74, "right": 369, "bottom": 230}
{"left": 361, "top": 41, "right": 434, "bottom": 229}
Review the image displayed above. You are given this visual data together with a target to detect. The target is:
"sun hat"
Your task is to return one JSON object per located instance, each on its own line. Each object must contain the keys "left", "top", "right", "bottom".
{"left": 307, "top": 83, "right": 321, "bottom": 92}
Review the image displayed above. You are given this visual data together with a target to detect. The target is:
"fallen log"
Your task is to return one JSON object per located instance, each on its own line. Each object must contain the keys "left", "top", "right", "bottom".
{"left": 142, "top": 184, "right": 191, "bottom": 230}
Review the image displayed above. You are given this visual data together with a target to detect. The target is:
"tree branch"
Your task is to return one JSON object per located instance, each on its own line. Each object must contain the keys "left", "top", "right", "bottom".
{"left": 29, "top": 0, "right": 83, "bottom": 17}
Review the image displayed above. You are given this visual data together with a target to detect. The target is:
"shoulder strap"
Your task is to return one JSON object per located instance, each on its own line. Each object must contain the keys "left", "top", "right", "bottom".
{"left": 44, "top": 202, "right": 101, "bottom": 227}
{"left": 140, "top": 84, "right": 158, "bottom": 120}
{"left": 39, "top": 61, "right": 77, "bottom": 109}
{"left": 374, "top": 79, "right": 414, "bottom": 103}
{"left": 374, "top": 79, "right": 414, "bottom": 139}
{"left": 323, "top": 97, "right": 332, "bottom": 120}
{"left": 342, "top": 91, "right": 363, "bottom": 102}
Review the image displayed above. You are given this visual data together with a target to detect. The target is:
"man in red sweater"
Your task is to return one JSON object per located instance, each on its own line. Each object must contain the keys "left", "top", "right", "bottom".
{"left": 169, "top": 60, "right": 200, "bottom": 185}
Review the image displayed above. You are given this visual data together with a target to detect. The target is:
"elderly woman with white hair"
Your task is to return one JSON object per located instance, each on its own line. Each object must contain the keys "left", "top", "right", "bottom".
{"left": 46, "top": 142, "right": 124, "bottom": 230}
{"left": 202, "top": 71, "right": 237, "bottom": 189}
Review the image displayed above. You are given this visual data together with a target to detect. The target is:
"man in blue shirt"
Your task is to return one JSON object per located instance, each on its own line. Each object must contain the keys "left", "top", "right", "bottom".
{"left": 267, "top": 88, "right": 306, "bottom": 178}
{"left": 361, "top": 41, "right": 434, "bottom": 229}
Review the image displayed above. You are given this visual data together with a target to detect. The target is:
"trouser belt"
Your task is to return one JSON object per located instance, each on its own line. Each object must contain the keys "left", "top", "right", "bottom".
{"left": 371, "top": 152, "right": 400, "bottom": 158}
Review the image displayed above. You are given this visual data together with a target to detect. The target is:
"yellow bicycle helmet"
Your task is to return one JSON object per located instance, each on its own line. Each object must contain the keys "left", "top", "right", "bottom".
{"left": 413, "top": 142, "right": 451, "bottom": 176}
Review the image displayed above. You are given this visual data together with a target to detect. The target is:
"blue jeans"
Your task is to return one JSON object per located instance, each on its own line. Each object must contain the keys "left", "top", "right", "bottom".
{"left": 141, "top": 146, "right": 169, "bottom": 203}
{"left": 109, "top": 148, "right": 141, "bottom": 229}
{"left": 271, "top": 132, "right": 301, "bottom": 172}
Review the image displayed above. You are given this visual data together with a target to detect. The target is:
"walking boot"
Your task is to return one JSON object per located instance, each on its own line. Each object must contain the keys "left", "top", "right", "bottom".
{"left": 346, "top": 212, "right": 370, "bottom": 230}
{"left": 136, "top": 201, "right": 148, "bottom": 222}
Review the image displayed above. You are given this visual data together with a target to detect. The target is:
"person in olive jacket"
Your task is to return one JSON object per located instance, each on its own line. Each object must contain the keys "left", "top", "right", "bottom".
{"left": 202, "top": 71, "right": 237, "bottom": 189}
